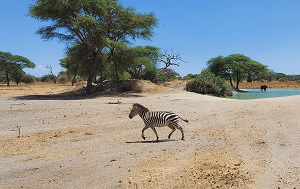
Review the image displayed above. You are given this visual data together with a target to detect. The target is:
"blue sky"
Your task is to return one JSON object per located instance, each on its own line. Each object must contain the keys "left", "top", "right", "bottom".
{"left": 1, "top": 0, "right": 300, "bottom": 77}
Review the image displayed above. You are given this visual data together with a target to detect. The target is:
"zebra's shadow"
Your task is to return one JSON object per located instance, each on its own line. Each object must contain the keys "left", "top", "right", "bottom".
{"left": 126, "top": 139, "right": 177, "bottom": 143}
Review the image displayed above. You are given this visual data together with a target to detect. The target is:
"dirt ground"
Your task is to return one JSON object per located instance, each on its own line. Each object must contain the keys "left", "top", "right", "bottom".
{"left": 0, "top": 82, "right": 299, "bottom": 188}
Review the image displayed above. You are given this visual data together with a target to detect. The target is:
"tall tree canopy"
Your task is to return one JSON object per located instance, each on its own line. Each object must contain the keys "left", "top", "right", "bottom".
{"left": 29, "top": 0, "right": 157, "bottom": 94}
{"left": 207, "top": 54, "right": 269, "bottom": 89}
{"left": 60, "top": 43, "right": 91, "bottom": 86}
{"left": 0, "top": 51, "right": 35, "bottom": 86}
{"left": 118, "top": 46, "right": 160, "bottom": 80}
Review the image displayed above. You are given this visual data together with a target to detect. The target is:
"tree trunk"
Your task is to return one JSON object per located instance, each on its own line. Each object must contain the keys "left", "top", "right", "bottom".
{"left": 113, "top": 60, "right": 120, "bottom": 81}
{"left": 86, "top": 73, "right": 94, "bottom": 95}
{"left": 227, "top": 74, "right": 234, "bottom": 88}
{"left": 236, "top": 76, "right": 240, "bottom": 89}
{"left": 72, "top": 74, "right": 76, "bottom": 86}
{"left": 99, "top": 56, "right": 105, "bottom": 83}
{"left": 85, "top": 51, "right": 103, "bottom": 95}
{"left": 236, "top": 80, "right": 240, "bottom": 89}
{"left": 71, "top": 67, "right": 78, "bottom": 86}
{"left": 85, "top": 54, "right": 99, "bottom": 95}
{"left": 6, "top": 72, "right": 10, "bottom": 86}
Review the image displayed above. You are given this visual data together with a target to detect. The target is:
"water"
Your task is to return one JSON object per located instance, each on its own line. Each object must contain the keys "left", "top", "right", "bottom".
{"left": 231, "top": 89, "right": 300, "bottom": 100}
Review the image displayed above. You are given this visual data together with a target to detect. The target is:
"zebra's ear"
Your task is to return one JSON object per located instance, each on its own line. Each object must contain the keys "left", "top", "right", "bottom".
{"left": 131, "top": 103, "right": 136, "bottom": 109}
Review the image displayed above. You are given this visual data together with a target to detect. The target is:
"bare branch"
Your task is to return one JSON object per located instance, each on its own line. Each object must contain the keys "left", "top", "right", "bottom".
{"left": 46, "top": 65, "right": 53, "bottom": 75}
{"left": 155, "top": 49, "right": 187, "bottom": 82}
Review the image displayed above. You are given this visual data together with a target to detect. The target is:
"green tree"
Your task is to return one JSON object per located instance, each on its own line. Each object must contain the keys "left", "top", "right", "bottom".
{"left": 30, "top": 0, "right": 157, "bottom": 94}
{"left": 123, "top": 46, "right": 159, "bottom": 79}
{"left": 60, "top": 44, "right": 90, "bottom": 86}
{"left": 245, "top": 60, "right": 268, "bottom": 82}
{"left": 0, "top": 51, "right": 35, "bottom": 86}
{"left": 11, "top": 66, "right": 25, "bottom": 84}
{"left": 206, "top": 56, "right": 232, "bottom": 86}
{"left": 224, "top": 54, "right": 250, "bottom": 89}
{"left": 207, "top": 54, "right": 268, "bottom": 89}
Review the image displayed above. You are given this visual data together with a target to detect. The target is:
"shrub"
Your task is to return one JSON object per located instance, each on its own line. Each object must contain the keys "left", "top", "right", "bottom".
{"left": 40, "top": 74, "right": 57, "bottom": 83}
{"left": 183, "top": 73, "right": 198, "bottom": 79}
{"left": 21, "top": 74, "right": 36, "bottom": 84}
{"left": 186, "top": 70, "right": 232, "bottom": 97}
{"left": 57, "top": 74, "right": 69, "bottom": 84}
{"left": 278, "top": 77, "right": 288, "bottom": 82}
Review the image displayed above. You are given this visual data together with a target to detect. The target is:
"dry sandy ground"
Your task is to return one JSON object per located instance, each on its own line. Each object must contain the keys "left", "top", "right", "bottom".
{"left": 0, "top": 83, "right": 300, "bottom": 188}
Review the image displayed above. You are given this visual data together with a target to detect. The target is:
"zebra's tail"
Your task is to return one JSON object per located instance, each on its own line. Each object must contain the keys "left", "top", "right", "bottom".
{"left": 179, "top": 116, "right": 189, "bottom": 123}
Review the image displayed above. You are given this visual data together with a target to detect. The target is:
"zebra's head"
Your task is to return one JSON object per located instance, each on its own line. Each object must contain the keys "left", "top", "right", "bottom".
{"left": 129, "top": 103, "right": 139, "bottom": 119}
{"left": 129, "top": 103, "right": 149, "bottom": 119}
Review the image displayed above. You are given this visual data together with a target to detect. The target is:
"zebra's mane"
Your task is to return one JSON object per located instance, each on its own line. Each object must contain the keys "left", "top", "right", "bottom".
{"left": 133, "top": 103, "right": 149, "bottom": 112}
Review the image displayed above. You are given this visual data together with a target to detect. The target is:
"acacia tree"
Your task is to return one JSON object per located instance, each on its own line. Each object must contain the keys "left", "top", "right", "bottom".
{"left": 29, "top": 0, "right": 157, "bottom": 95}
{"left": 207, "top": 54, "right": 268, "bottom": 89}
{"left": 0, "top": 51, "right": 35, "bottom": 86}
{"left": 224, "top": 54, "right": 250, "bottom": 89}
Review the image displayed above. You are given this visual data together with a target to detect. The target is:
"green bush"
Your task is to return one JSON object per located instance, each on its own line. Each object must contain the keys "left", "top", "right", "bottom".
{"left": 186, "top": 70, "right": 232, "bottom": 97}
{"left": 183, "top": 73, "right": 198, "bottom": 79}
{"left": 40, "top": 74, "right": 57, "bottom": 83}
{"left": 141, "top": 67, "right": 157, "bottom": 82}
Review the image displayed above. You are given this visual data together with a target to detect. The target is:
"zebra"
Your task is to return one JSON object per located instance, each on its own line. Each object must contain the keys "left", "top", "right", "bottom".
{"left": 128, "top": 103, "right": 188, "bottom": 141}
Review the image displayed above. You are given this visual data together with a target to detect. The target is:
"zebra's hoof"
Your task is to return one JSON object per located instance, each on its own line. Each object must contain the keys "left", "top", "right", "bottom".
{"left": 142, "top": 136, "right": 146, "bottom": 140}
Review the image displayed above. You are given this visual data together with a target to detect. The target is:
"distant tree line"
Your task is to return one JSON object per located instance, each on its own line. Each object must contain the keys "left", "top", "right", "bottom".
{"left": 185, "top": 54, "right": 300, "bottom": 96}
{"left": 184, "top": 70, "right": 300, "bottom": 83}
{"left": 185, "top": 54, "right": 300, "bottom": 84}
{"left": 1, "top": 50, "right": 299, "bottom": 90}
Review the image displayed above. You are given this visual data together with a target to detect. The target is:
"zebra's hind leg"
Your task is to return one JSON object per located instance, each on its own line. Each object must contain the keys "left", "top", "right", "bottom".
{"left": 167, "top": 125, "right": 176, "bottom": 139}
{"left": 149, "top": 126, "right": 159, "bottom": 141}
{"left": 176, "top": 126, "right": 185, "bottom": 140}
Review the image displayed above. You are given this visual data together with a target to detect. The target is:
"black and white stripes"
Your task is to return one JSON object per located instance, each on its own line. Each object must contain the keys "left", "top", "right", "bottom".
{"left": 129, "top": 103, "right": 188, "bottom": 141}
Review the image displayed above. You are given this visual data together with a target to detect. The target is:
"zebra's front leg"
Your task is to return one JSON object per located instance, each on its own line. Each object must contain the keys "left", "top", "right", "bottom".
{"left": 141, "top": 126, "right": 149, "bottom": 140}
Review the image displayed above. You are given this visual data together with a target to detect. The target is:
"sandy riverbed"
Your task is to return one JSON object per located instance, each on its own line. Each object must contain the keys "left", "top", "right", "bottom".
{"left": 0, "top": 83, "right": 299, "bottom": 188}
